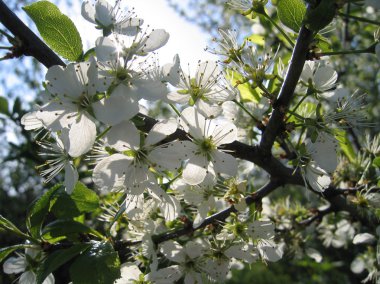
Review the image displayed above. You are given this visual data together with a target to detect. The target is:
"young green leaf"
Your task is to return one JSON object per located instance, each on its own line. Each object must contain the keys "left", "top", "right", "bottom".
{"left": 0, "top": 97, "right": 9, "bottom": 116}
{"left": 0, "top": 215, "right": 29, "bottom": 239}
{"left": 23, "top": 1, "right": 83, "bottom": 61}
{"left": 41, "top": 219, "right": 103, "bottom": 240}
{"left": 27, "top": 183, "right": 62, "bottom": 239}
{"left": 36, "top": 243, "right": 91, "bottom": 284}
{"left": 277, "top": 0, "right": 306, "bottom": 32}
{"left": 69, "top": 241, "right": 121, "bottom": 284}
{"left": 51, "top": 182, "right": 100, "bottom": 219}
{"left": 0, "top": 244, "right": 29, "bottom": 263}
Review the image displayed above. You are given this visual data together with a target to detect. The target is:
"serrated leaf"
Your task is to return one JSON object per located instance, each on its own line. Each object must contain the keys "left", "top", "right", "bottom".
{"left": 0, "top": 244, "right": 28, "bottom": 263}
{"left": 27, "top": 184, "right": 62, "bottom": 239}
{"left": 69, "top": 241, "right": 121, "bottom": 284}
{"left": 41, "top": 219, "right": 103, "bottom": 240}
{"left": 51, "top": 182, "right": 99, "bottom": 219}
{"left": 277, "top": 0, "right": 306, "bottom": 32}
{"left": 0, "top": 97, "right": 9, "bottom": 116}
{"left": 23, "top": 1, "right": 83, "bottom": 61}
{"left": 36, "top": 243, "right": 91, "bottom": 284}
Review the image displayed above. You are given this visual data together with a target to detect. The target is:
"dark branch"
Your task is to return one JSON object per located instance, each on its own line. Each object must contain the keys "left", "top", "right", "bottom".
{"left": 153, "top": 179, "right": 282, "bottom": 244}
{"left": 259, "top": 25, "right": 314, "bottom": 154}
{"left": 0, "top": 0, "right": 65, "bottom": 68}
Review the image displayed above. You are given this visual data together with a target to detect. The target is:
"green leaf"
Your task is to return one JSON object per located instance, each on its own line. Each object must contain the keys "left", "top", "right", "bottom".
{"left": 0, "top": 97, "right": 9, "bottom": 116}
{"left": 373, "top": 157, "right": 380, "bottom": 168}
{"left": 36, "top": 243, "right": 91, "bottom": 284}
{"left": 69, "top": 241, "right": 121, "bottom": 284}
{"left": 27, "top": 184, "right": 62, "bottom": 239}
{"left": 0, "top": 215, "right": 28, "bottom": 239}
{"left": 277, "top": 0, "right": 306, "bottom": 32}
{"left": 0, "top": 244, "right": 28, "bottom": 263}
{"left": 23, "top": 1, "right": 83, "bottom": 61}
{"left": 334, "top": 129, "right": 356, "bottom": 163}
{"left": 304, "top": 0, "right": 336, "bottom": 32}
{"left": 51, "top": 182, "right": 99, "bottom": 219}
{"left": 41, "top": 219, "right": 103, "bottom": 240}
{"left": 246, "top": 34, "right": 265, "bottom": 46}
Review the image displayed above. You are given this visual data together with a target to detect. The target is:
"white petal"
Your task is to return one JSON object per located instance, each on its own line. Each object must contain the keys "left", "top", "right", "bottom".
{"left": 307, "top": 133, "right": 338, "bottom": 173}
{"left": 351, "top": 257, "right": 365, "bottom": 274}
{"left": 43, "top": 273, "right": 55, "bottom": 284}
{"left": 145, "top": 118, "right": 178, "bottom": 146}
{"left": 63, "top": 113, "right": 96, "bottom": 157}
{"left": 248, "top": 220, "right": 275, "bottom": 239}
{"left": 258, "top": 241, "right": 284, "bottom": 262}
{"left": 305, "top": 163, "right": 331, "bottom": 192}
{"left": 19, "top": 271, "right": 36, "bottom": 284}
{"left": 182, "top": 154, "right": 208, "bottom": 185}
{"left": 116, "top": 263, "right": 141, "bottom": 283}
{"left": 180, "top": 107, "right": 207, "bottom": 139}
{"left": 64, "top": 163, "right": 78, "bottom": 194}
{"left": 93, "top": 86, "right": 139, "bottom": 125}
{"left": 353, "top": 233, "right": 376, "bottom": 245}
{"left": 300, "top": 61, "right": 315, "bottom": 82}
{"left": 150, "top": 187, "right": 181, "bottom": 221}
{"left": 146, "top": 265, "right": 183, "bottom": 284}
{"left": 21, "top": 111, "right": 43, "bottom": 130}
{"left": 195, "top": 99, "right": 222, "bottom": 118}
{"left": 81, "top": 1, "right": 96, "bottom": 23}
{"left": 46, "top": 64, "right": 86, "bottom": 99}
{"left": 116, "top": 18, "right": 144, "bottom": 36}
{"left": 166, "top": 91, "right": 190, "bottom": 104}
{"left": 3, "top": 256, "right": 26, "bottom": 274}
{"left": 225, "top": 244, "right": 259, "bottom": 264}
{"left": 305, "top": 248, "right": 323, "bottom": 263}
{"left": 36, "top": 101, "right": 76, "bottom": 132}
{"left": 211, "top": 121, "right": 237, "bottom": 145}
{"left": 95, "top": 36, "right": 118, "bottom": 62}
{"left": 212, "top": 150, "right": 237, "bottom": 177}
{"left": 185, "top": 241, "right": 204, "bottom": 259}
{"left": 93, "top": 154, "right": 131, "bottom": 192}
{"left": 162, "top": 54, "right": 181, "bottom": 86}
{"left": 104, "top": 120, "right": 140, "bottom": 151}
{"left": 160, "top": 241, "right": 186, "bottom": 263}
{"left": 196, "top": 61, "right": 219, "bottom": 87}
{"left": 140, "top": 29, "right": 170, "bottom": 53}
{"left": 314, "top": 65, "right": 337, "bottom": 91}
{"left": 95, "top": 0, "right": 114, "bottom": 27}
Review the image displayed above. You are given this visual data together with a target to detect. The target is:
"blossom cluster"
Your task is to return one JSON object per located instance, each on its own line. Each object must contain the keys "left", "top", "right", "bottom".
{"left": 9, "top": 0, "right": 284, "bottom": 283}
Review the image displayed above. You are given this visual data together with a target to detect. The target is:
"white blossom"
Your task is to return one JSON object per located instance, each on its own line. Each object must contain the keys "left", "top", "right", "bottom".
{"left": 81, "top": 0, "right": 143, "bottom": 35}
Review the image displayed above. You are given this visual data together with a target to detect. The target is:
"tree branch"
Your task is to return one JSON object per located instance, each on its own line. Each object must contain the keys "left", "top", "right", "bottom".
{"left": 259, "top": 25, "right": 314, "bottom": 154}
{"left": 0, "top": 0, "right": 65, "bottom": 68}
{"left": 153, "top": 179, "right": 282, "bottom": 244}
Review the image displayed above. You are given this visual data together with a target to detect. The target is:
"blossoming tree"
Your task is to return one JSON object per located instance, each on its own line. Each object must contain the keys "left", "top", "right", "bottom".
{"left": 0, "top": 0, "right": 379, "bottom": 283}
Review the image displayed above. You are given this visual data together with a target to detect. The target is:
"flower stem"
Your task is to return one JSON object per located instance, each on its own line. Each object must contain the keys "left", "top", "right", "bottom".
{"left": 338, "top": 12, "right": 380, "bottom": 26}
{"left": 233, "top": 99, "right": 260, "bottom": 123}
{"left": 262, "top": 13, "right": 295, "bottom": 48}
{"left": 316, "top": 44, "right": 376, "bottom": 57}
{"left": 285, "top": 94, "right": 309, "bottom": 122}
{"left": 169, "top": 103, "right": 181, "bottom": 116}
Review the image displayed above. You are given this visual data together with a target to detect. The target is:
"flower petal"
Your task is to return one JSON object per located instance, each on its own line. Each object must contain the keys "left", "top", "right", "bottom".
{"left": 62, "top": 113, "right": 97, "bottom": 157}
{"left": 64, "top": 163, "right": 78, "bottom": 194}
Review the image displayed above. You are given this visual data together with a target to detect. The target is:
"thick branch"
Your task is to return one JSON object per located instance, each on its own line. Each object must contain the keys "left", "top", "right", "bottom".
{"left": 259, "top": 25, "right": 314, "bottom": 154}
{"left": 0, "top": 0, "right": 64, "bottom": 68}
